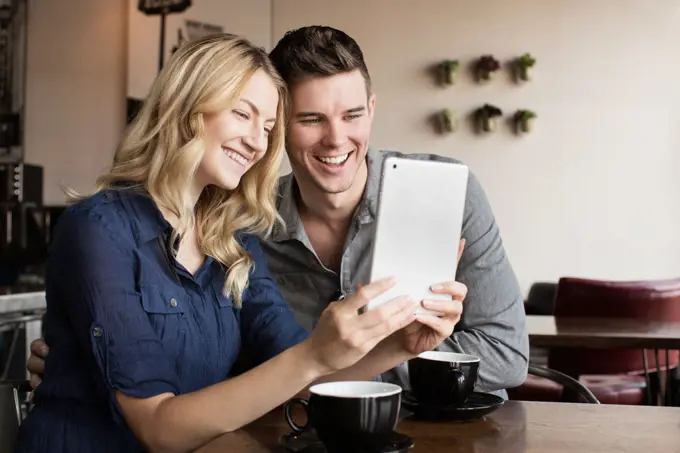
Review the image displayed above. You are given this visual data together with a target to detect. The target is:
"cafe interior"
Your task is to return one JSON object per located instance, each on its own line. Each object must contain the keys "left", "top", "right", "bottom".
{"left": 1, "top": 0, "right": 679, "bottom": 452}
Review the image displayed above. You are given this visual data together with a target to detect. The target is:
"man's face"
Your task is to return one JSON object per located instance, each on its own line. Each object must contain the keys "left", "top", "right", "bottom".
{"left": 286, "top": 70, "right": 375, "bottom": 195}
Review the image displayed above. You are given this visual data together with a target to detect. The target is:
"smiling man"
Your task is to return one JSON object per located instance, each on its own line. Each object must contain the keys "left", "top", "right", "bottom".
{"left": 264, "top": 26, "right": 529, "bottom": 397}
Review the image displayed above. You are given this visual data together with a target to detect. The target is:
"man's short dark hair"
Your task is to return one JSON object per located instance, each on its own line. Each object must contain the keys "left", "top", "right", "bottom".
{"left": 269, "top": 26, "right": 372, "bottom": 95}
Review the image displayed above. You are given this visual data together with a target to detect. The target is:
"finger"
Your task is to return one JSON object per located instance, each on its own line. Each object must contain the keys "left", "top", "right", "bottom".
{"left": 359, "top": 295, "right": 418, "bottom": 330}
{"left": 31, "top": 338, "right": 49, "bottom": 358}
{"left": 364, "top": 296, "right": 418, "bottom": 341}
{"left": 27, "top": 355, "right": 45, "bottom": 375}
{"left": 29, "top": 374, "right": 42, "bottom": 390}
{"left": 414, "top": 313, "right": 455, "bottom": 337}
{"left": 422, "top": 299, "right": 463, "bottom": 318}
{"left": 429, "top": 281, "right": 468, "bottom": 300}
{"left": 346, "top": 277, "right": 397, "bottom": 311}
{"left": 457, "top": 238, "right": 466, "bottom": 265}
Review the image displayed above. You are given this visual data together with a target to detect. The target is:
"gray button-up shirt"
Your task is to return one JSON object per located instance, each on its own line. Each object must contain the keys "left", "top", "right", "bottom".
{"left": 260, "top": 147, "right": 529, "bottom": 398}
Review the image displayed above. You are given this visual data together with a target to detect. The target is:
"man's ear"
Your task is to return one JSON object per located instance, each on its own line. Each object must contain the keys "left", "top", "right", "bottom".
{"left": 367, "top": 93, "right": 377, "bottom": 119}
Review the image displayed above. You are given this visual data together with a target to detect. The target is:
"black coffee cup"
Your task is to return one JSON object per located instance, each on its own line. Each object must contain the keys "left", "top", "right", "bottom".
{"left": 284, "top": 381, "right": 402, "bottom": 453}
{"left": 408, "top": 351, "right": 480, "bottom": 407}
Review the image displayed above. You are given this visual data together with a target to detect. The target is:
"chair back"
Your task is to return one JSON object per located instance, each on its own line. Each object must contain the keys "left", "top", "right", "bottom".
{"left": 549, "top": 277, "right": 680, "bottom": 375}
{"left": 525, "top": 282, "right": 557, "bottom": 315}
{"left": 528, "top": 365, "right": 600, "bottom": 403}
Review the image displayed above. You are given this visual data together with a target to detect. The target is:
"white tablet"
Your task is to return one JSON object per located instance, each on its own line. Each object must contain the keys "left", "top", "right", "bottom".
{"left": 366, "top": 156, "right": 469, "bottom": 316}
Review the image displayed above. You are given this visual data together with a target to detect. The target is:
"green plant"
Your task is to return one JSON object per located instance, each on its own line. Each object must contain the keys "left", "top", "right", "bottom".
{"left": 439, "top": 59, "right": 460, "bottom": 85}
{"left": 478, "top": 104, "right": 503, "bottom": 118}
{"left": 516, "top": 53, "right": 536, "bottom": 68}
{"left": 438, "top": 108, "right": 457, "bottom": 133}
{"left": 514, "top": 109, "right": 536, "bottom": 120}
{"left": 514, "top": 109, "right": 537, "bottom": 132}
{"left": 515, "top": 53, "right": 536, "bottom": 81}
{"left": 475, "top": 104, "right": 503, "bottom": 132}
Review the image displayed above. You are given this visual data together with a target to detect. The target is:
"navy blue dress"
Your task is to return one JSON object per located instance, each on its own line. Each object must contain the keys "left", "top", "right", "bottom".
{"left": 14, "top": 188, "right": 310, "bottom": 452}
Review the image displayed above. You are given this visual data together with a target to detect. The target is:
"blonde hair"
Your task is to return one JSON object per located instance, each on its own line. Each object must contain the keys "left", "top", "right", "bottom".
{"left": 91, "top": 33, "right": 287, "bottom": 307}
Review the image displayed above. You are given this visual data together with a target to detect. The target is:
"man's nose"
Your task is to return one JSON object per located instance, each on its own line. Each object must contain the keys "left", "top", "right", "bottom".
{"left": 321, "top": 120, "right": 347, "bottom": 149}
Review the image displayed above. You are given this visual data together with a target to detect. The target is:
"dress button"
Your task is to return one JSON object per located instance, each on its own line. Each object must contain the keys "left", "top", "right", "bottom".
{"left": 169, "top": 298, "right": 178, "bottom": 307}
{"left": 93, "top": 327, "right": 103, "bottom": 337}
{"left": 277, "top": 278, "right": 285, "bottom": 286}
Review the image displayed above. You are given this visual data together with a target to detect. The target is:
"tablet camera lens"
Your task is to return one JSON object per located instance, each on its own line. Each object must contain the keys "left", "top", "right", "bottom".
{"left": 393, "top": 164, "right": 397, "bottom": 169}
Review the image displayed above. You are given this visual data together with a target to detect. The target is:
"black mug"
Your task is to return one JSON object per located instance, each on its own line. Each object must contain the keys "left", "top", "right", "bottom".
{"left": 408, "top": 351, "right": 480, "bottom": 407}
{"left": 284, "top": 381, "right": 402, "bottom": 453}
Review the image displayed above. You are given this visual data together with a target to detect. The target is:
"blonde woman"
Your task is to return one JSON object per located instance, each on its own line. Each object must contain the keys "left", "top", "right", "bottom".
{"left": 15, "top": 34, "right": 459, "bottom": 453}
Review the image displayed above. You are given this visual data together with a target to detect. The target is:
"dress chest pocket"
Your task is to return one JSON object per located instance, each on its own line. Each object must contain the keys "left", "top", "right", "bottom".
{"left": 140, "top": 283, "right": 187, "bottom": 340}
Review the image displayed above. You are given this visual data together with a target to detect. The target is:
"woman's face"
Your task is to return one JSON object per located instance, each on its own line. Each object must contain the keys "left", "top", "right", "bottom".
{"left": 196, "top": 69, "right": 279, "bottom": 191}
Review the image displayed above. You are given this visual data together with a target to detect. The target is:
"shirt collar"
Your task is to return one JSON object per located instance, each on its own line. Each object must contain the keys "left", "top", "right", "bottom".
{"left": 356, "top": 146, "right": 384, "bottom": 223}
{"left": 272, "top": 146, "right": 385, "bottom": 243}
{"left": 272, "top": 174, "right": 309, "bottom": 244}
{"left": 112, "top": 187, "right": 172, "bottom": 245}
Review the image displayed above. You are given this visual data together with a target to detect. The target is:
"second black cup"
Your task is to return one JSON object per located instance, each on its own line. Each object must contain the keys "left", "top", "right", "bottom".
{"left": 284, "top": 381, "right": 402, "bottom": 453}
{"left": 408, "top": 351, "right": 480, "bottom": 407}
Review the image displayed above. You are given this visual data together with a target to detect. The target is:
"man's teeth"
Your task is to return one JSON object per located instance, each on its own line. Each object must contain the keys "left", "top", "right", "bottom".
{"left": 317, "top": 154, "right": 349, "bottom": 165}
{"left": 224, "top": 149, "right": 248, "bottom": 165}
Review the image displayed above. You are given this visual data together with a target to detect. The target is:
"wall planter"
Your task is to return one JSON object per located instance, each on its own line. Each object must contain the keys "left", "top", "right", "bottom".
{"left": 514, "top": 53, "right": 536, "bottom": 81}
{"left": 436, "top": 108, "right": 458, "bottom": 134}
{"left": 438, "top": 59, "right": 460, "bottom": 85}
{"left": 475, "top": 55, "right": 501, "bottom": 82}
{"left": 513, "top": 109, "right": 537, "bottom": 133}
{"left": 474, "top": 104, "right": 503, "bottom": 133}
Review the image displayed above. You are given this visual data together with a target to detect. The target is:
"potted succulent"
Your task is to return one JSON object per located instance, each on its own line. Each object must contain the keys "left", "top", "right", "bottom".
{"left": 438, "top": 59, "right": 460, "bottom": 85}
{"left": 514, "top": 109, "right": 537, "bottom": 133}
{"left": 475, "top": 55, "right": 501, "bottom": 81}
{"left": 475, "top": 104, "right": 503, "bottom": 132}
{"left": 437, "top": 108, "right": 457, "bottom": 133}
{"left": 514, "top": 53, "right": 536, "bottom": 81}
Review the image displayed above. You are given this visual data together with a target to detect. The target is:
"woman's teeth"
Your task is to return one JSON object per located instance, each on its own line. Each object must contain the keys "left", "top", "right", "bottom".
{"left": 317, "top": 153, "right": 349, "bottom": 165}
{"left": 223, "top": 148, "right": 248, "bottom": 165}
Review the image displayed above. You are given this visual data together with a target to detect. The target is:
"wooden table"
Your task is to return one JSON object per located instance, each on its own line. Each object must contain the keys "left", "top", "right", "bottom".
{"left": 198, "top": 400, "right": 680, "bottom": 453}
{"left": 527, "top": 315, "right": 680, "bottom": 349}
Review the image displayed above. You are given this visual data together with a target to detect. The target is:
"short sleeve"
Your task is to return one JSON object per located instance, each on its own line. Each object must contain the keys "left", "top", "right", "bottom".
{"left": 49, "top": 202, "right": 180, "bottom": 418}
{"left": 237, "top": 234, "right": 310, "bottom": 366}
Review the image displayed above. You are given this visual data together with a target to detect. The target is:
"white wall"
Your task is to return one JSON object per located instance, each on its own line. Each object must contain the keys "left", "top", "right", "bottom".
{"left": 24, "top": 0, "right": 128, "bottom": 204}
{"left": 273, "top": 0, "right": 680, "bottom": 294}
{"left": 127, "top": 0, "right": 271, "bottom": 100}
{"left": 25, "top": 0, "right": 272, "bottom": 205}
{"left": 23, "top": 0, "right": 680, "bottom": 294}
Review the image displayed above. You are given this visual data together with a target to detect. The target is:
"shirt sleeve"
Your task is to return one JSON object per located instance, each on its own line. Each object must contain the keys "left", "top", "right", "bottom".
{"left": 237, "top": 234, "right": 311, "bottom": 366}
{"left": 49, "top": 202, "right": 180, "bottom": 416}
{"left": 436, "top": 170, "right": 530, "bottom": 392}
